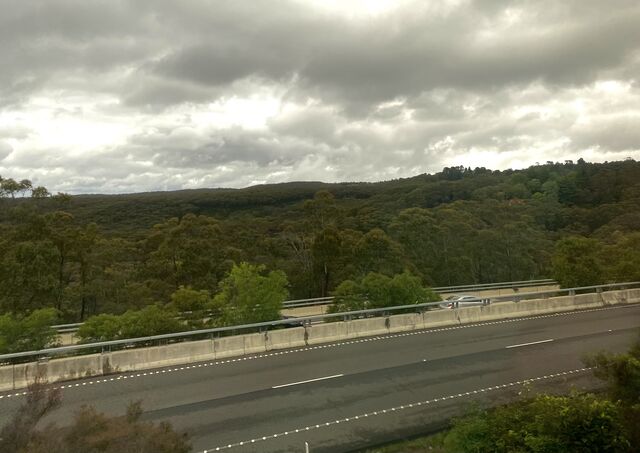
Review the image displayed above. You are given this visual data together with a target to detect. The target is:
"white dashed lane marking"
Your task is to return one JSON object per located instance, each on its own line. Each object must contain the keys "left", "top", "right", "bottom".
{"left": 0, "top": 304, "right": 630, "bottom": 400}
{"left": 272, "top": 374, "right": 343, "bottom": 389}
{"left": 506, "top": 338, "right": 554, "bottom": 349}
{"left": 200, "top": 367, "right": 594, "bottom": 452}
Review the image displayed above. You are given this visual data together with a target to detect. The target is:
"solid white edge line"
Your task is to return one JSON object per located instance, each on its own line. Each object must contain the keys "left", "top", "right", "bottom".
{"left": 506, "top": 338, "right": 554, "bottom": 349}
{"left": 272, "top": 374, "right": 344, "bottom": 389}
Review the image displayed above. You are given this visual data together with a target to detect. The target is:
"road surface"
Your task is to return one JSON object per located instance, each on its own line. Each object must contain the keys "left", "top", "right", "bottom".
{"left": 1, "top": 304, "right": 639, "bottom": 452}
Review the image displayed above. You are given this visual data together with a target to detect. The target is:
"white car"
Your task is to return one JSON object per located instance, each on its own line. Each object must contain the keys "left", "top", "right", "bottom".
{"left": 439, "top": 294, "right": 485, "bottom": 309}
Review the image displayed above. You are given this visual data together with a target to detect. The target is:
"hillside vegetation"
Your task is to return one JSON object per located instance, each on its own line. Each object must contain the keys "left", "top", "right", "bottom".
{"left": 1, "top": 159, "right": 639, "bottom": 324}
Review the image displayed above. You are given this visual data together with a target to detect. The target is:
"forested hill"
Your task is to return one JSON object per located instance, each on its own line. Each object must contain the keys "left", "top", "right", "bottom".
{"left": 7, "top": 176, "right": 458, "bottom": 234}
{"left": 1, "top": 159, "right": 640, "bottom": 322}
{"left": 7, "top": 159, "right": 640, "bottom": 234}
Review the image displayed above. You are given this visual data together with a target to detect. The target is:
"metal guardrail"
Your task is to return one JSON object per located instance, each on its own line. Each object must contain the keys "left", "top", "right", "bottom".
{"left": 280, "top": 279, "right": 558, "bottom": 308}
{"left": 3, "top": 281, "right": 638, "bottom": 364}
{"left": 433, "top": 278, "right": 557, "bottom": 294}
{"left": 51, "top": 322, "right": 84, "bottom": 333}
{"left": 282, "top": 296, "right": 335, "bottom": 309}
{"left": 49, "top": 279, "right": 558, "bottom": 332}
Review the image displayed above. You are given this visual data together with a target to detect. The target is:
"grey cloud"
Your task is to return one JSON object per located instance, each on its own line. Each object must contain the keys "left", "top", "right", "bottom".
{"left": 7, "top": 148, "right": 136, "bottom": 179}
{"left": 1, "top": 0, "right": 640, "bottom": 194}
{"left": 122, "top": 75, "right": 222, "bottom": 108}
{"left": 0, "top": 0, "right": 158, "bottom": 99}
{"left": 3, "top": 0, "right": 640, "bottom": 112}
{"left": 0, "top": 0, "right": 145, "bottom": 41}
{"left": 149, "top": 132, "right": 320, "bottom": 169}
{"left": 0, "top": 124, "right": 31, "bottom": 140}
{"left": 571, "top": 116, "right": 640, "bottom": 152}
{"left": 125, "top": 124, "right": 315, "bottom": 169}
{"left": 269, "top": 106, "right": 341, "bottom": 145}
{"left": 0, "top": 141, "right": 12, "bottom": 161}
{"left": 152, "top": 43, "right": 289, "bottom": 87}
{"left": 298, "top": 4, "right": 640, "bottom": 109}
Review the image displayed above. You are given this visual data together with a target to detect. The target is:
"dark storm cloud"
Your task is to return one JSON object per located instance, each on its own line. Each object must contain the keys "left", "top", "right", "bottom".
{"left": 298, "top": 4, "right": 640, "bottom": 109}
{"left": 0, "top": 0, "right": 153, "bottom": 90}
{"left": 2, "top": 2, "right": 638, "bottom": 98}
{"left": 117, "top": 0, "right": 640, "bottom": 114}
{"left": 152, "top": 43, "right": 290, "bottom": 88}
{"left": 3, "top": 0, "right": 640, "bottom": 110}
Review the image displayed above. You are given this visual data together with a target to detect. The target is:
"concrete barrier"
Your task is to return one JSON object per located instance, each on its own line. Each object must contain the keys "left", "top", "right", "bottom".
{"left": 305, "top": 322, "right": 349, "bottom": 345}
{"left": 0, "top": 365, "right": 14, "bottom": 391}
{"left": 44, "top": 354, "right": 103, "bottom": 380}
{"left": 266, "top": 328, "right": 306, "bottom": 351}
{"left": 243, "top": 332, "right": 268, "bottom": 355}
{"left": 601, "top": 289, "right": 640, "bottom": 305}
{"left": 422, "top": 308, "right": 459, "bottom": 327}
{"left": 2, "top": 289, "right": 640, "bottom": 391}
{"left": 388, "top": 313, "right": 423, "bottom": 333}
{"left": 346, "top": 318, "right": 388, "bottom": 338}
{"left": 3, "top": 361, "right": 48, "bottom": 392}
{"left": 109, "top": 339, "right": 215, "bottom": 372}
{"left": 213, "top": 335, "right": 246, "bottom": 359}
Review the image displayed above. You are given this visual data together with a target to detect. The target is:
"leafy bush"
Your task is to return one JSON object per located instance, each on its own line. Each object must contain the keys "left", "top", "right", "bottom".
{"left": 0, "top": 309, "right": 59, "bottom": 353}
{"left": 330, "top": 272, "right": 440, "bottom": 313}
{"left": 76, "top": 313, "right": 122, "bottom": 343}
{"left": 444, "top": 393, "right": 631, "bottom": 453}
{"left": 585, "top": 336, "right": 640, "bottom": 447}
{"left": 169, "top": 286, "right": 212, "bottom": 313}
{"left": 169, "top": 286, "right": 214, "bottom": 328}
{"left": 551, "top": 236, "right": 604, "bottom": 288}
{"left": 214, "top": 262, "right": 289, "bottom": 326}
{"left": 76, "top": 306, "right": 184, "bottom": 343}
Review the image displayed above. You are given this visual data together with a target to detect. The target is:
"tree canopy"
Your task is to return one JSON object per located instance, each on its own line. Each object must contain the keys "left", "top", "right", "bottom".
{"left": 1, "top": 160, "right": 639, "bottom": 324}
{"left": 213, "top": 262, "right": 289, "bottom": 326}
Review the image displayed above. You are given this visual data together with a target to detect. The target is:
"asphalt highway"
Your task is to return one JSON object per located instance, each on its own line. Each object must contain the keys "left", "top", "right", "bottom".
{"left": 1, "top": 304, "right": 639, "bottom": 452}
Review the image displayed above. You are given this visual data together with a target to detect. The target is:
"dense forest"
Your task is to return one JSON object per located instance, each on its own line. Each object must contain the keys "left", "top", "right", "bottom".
{"left": 1, "top": 159, "right": 640, "bottom": 325}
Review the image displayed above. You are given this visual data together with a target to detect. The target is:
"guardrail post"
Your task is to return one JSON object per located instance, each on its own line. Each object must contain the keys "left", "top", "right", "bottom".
{"left": 569, "top": 289, "right": 576, "bottom": 296}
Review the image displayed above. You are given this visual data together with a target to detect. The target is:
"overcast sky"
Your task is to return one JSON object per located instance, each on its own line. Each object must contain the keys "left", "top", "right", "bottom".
{"left": 1, "top": 0, "right": 639, "bottom": 194}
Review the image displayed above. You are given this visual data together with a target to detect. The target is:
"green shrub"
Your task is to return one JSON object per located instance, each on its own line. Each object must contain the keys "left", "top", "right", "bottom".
{"left": 0, "top": 309, "right": 59, "bottom": 353}
{"left": 444, "top": 393, "right": 630, "bottom": 453}
{"left": 76, "top": 306, "right": 183, "bottom": 342}
{"left": 330, "top": 271, "right": 439, "bottom": 313}
{"left": 214, "top": 262, "right": 289, "bottom": 326}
